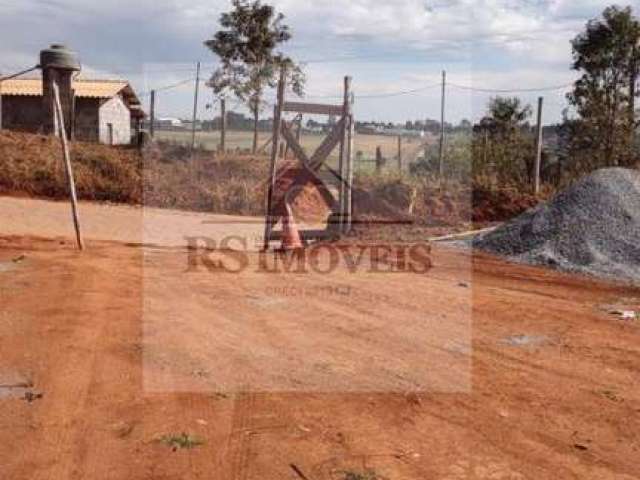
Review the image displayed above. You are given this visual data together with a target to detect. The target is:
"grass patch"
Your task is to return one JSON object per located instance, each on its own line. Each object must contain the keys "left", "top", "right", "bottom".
{"left": 158, "top": 432, "right": 204, "bottom": 450}
{"left": 341, "top": 469, "right": 387, "bottom": 480}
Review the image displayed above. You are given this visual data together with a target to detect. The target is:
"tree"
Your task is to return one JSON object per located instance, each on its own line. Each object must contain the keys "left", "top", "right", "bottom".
{"left": 458, "top": 119, "right": 472, "bottom": 130}
{"left": 205, "top": 0, "right": 305, "bottom": 153}
{"left": 473, "top": 97, "right": 534, "bottom": 185}
{"left": 568, "top": 5, "right": 640, "bottom": 168}
{"left": 480, "top": 97, "right": 532, "bottom": 137}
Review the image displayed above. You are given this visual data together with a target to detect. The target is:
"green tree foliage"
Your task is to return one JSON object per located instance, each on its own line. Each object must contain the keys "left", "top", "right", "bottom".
{"left": 567, "top": 5, "right": 640, "bottom": 169}
{"left": 480, "top": 97, "right": 533, "bottom": 135}
{"left": 472, "top": 96, "right": 535, "bottom": 186}
{"left": 204, "top": 0, "right": 305, "bottom": 153}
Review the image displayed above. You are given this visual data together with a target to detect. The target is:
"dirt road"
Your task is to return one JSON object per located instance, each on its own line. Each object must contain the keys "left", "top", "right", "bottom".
{"left": 1, "top": 197, "right": 639, "bottom": 479}
{"left": 0, "top": 196, "right": 267, "bottom": 248}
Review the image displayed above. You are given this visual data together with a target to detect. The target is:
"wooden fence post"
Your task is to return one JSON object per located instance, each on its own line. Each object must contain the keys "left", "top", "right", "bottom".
{"left": 52, "top": 81, "right": 84, "bottom": 251}
{"left": 375, "top": 146, "right": 383, "bottom": 174}
{"left": 149, "top": 90, "right": 156, "bottom": 139}
{"left": 220, "top": 96, "right": 226, "bottom": 153}
{"left": 190, "top": 61, "right": 200, "bottom": 152}
{"left": 262, "top": 67, "right": 286, "bottom": 250}
{"left": 337, "top": 76, "right": 352, "bottom": 232}
{"left": 345, "top": 92, "right": 355, "bottom": 233}
{"left": 438, "top": 70, "right": 446, "bottom": 179}
{"left": 534, "top": 96, "right": 543, "bottom": 195}
{"left": 397, "top": 136, "right": 402, "bottom": 172}
{"left": 296, "top": 115, "right": 303, "bottom": 142}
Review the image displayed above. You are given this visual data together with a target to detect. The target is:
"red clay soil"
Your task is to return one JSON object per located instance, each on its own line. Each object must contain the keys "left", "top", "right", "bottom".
{"left": 1, "top": 131, "right": 541, "bottom": 226}
{"left": 1, "top": 233, "right": 639, "bottom": 479}
{"left": 471, "top": 186, "right": 540, "bottom": 223}
{"left": 271, "top": 164, "right": 334, "bottom": 222}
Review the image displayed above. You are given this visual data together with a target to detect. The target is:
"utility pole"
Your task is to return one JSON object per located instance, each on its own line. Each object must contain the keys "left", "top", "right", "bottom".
{"left": 483, "top": 129, "right": 488, "bottom": 166}
{"left": 534, "top": 96, "right": 544, "bottom": 195}
{"left": 219, "top": 95, "right": 226, "bottom": 153}
{"left": 438, "top": 70, "right": 446, "bottom": 179}
{"left": 483, "top": 129, "right": 492, "bottom": 184}
{"left": 423, "top": 121, "right": 428, "bottom": 163}
{"left": 149, "top": 90, "right": 156, "bottom": 139}
{"left": 191, "top": 61, "right": 200, "bottom": 152}
{"left": 629, "top": 47, "right": 637, "bottom": 149}
{"left": 397, "top": 136, "right": 402, "bottom": 172}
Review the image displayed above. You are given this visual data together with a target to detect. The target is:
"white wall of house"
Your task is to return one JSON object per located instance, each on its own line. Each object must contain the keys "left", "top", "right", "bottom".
{"left": 98, "top": 95, "right": 131, "bottom": 145}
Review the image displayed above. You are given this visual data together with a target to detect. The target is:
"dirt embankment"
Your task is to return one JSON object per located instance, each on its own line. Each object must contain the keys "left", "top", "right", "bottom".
{"left": 0, "top": 131, "right": 541, "bottom": 225}
{"left": 0, "top": 131, "right": 268, "bottom": 215}
{"left": 0, "top": 130, "right": 143, "bottom": 203}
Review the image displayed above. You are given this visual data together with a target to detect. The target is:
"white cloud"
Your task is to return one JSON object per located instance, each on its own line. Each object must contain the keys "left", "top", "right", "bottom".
{"left": 0, "top": 0, "right": 626, "bottom": 122}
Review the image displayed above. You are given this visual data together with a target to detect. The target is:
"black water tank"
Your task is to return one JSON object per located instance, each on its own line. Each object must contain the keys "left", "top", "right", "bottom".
{"left": 39, "top": 44, "right": 80, "bottom": 71}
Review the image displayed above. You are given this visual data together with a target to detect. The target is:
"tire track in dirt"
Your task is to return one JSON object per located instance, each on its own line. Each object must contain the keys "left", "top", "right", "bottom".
{"left": 227, "top": 392, "right": 258, "bottom": 480}
{"left": 3, "top": 237, "right": 640, "bottom": 479}
{"left": 7, "top": 251, "right": 107, "bottom": 480}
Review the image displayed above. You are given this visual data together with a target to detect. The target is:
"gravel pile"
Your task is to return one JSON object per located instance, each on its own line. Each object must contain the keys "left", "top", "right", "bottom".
{"left": 473, "top": 168, "right": 640, "bottom": 283}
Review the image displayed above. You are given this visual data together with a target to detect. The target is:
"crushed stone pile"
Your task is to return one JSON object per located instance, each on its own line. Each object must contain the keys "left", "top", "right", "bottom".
{"left": 473, "top": 168, "right": 640, "bottom": 283}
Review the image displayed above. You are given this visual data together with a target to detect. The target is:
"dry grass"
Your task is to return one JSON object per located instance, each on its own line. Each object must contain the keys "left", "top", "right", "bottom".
{"left": 0, "top": 131, "right": 142, "bottom": 203}
{"left": 0, "top": 131, "right": 542, "bottom": 224}
{"left": 0, "top": 132, "right": 268, "bottom": 215}
{"left": 155, "top": 129, "right": 430, "bottom": 167}
{"left": 143, "top": 142, "right": 268, "bottom": 215}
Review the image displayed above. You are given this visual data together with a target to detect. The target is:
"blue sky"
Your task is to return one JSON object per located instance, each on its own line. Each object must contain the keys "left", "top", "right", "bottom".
{"left": 1, "top": 0, "right": 634, "bottom": 124}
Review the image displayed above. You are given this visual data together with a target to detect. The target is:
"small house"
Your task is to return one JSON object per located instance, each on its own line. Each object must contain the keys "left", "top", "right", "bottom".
{"left": 0, "top": 78, "right": 144, "bottom": 145}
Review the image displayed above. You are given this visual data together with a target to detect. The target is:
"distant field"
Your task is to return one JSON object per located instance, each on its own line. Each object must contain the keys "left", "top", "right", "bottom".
{"left": 154, "top": 129, "right": 429, "bottom": 172}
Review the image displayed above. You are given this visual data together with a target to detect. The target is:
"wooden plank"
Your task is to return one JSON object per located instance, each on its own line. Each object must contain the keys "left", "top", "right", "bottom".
{"left": 283, "top": 101, "right": 343, "bottom": 116}
{"left": 280, "top": 121, "right": 311, "bottom": 167}
{"left": 263, "top": 68, "right": 287, "bottom": 251}
{"left": 262, "top": 115, "right": 301, "bottom": 155}
{"left": 429, "top": 226, "right": 498, "bottom": 242}
{"left": 337, "top": 77, "right": 352, "bottom": 233}
{"left": 269, "top": 229, "right": 334, "bottom": 241}
{"left": 52, "top": 81, "right": 84, "bottom": 251}
{"left": 345, "top": 112, "right": 355, "bottom": 233}
{"left": 279, "top": 122, "right": 340, "bottom": 212}
{"left": 309, "top": 117, "right": 345, "bottom": 169}
{"left": 280, "top": 117, "right": 344, "bottom": 172}
{"left": 284, "top": 113, "right": 302, "bottom": 159}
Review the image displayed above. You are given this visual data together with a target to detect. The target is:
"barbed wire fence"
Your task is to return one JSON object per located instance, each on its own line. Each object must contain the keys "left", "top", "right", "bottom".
{"left": 135, "top": 60, "right": 573, "bottom": 193}
{"left": 0, "top": 58, "right": 575, "bottom": 192}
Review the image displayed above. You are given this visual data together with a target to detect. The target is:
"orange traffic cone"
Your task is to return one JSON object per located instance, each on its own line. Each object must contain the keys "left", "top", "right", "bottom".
{"left": 280, "top": 201, "right": 303, "bottom": 250}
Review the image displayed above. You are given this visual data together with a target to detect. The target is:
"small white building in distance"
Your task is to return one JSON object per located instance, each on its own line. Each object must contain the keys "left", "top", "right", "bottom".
{"left": 0, "top": 78, "right": 144, "bottom": 145}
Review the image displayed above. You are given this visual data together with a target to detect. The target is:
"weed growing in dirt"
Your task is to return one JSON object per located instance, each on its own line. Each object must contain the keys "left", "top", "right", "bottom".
{"left": 341, "top": 469, "right": 387, "bottom": 480}
{"left": 158, "top": 432, "right": 204, "bottom": 450}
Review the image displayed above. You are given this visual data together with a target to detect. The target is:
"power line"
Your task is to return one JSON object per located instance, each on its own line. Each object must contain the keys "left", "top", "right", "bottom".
{"left": 136, "top": 72, "right": 577, "bottom": 122}
{"left": 359, "top": 83, "right": 442, "bottom": 98}
{"left": 0, "top": 65, "right": 39, "bottom": 82}
{"left": 199, "top": 78, "right": 573, "bottom": 107}
{"left": 156, "top": 77, "right": 198, "bottom": 92}
{"left": 448, "top": 82, "right": 573, "bottom": 93}
{"left": 138, "top": 77, "right": 197, "bottom": 97}
{"left": 289, "top": 82, "right": 442, "bottom": 100}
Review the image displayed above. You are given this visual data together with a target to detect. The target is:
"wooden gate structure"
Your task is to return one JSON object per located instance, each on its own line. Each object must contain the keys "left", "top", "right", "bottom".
{"left": 263, "top": 69, "right": 354, "bottom": 250}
